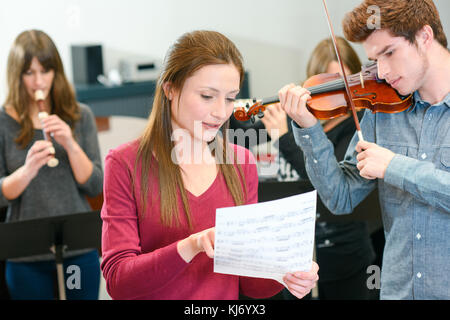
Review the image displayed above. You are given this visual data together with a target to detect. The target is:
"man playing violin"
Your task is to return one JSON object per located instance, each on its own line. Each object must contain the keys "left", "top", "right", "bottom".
{"left": 279, "top": 0, "right": 450, "bottom": 299}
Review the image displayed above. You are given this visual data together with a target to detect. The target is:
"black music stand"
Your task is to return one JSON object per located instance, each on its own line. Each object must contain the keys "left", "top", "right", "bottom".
{"left": 0, "top": 210, "right": 102, "bottom": 300}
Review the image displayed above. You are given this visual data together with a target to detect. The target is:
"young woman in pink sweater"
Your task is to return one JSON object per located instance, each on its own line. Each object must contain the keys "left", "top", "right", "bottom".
{"left": 100, "top": 30, "right": 319, "bottom": 300}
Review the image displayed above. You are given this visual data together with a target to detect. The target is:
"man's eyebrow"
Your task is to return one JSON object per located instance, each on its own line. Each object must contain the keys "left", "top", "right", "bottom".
{"left": 368, "top": 44, "right": 394, "bottom": 61}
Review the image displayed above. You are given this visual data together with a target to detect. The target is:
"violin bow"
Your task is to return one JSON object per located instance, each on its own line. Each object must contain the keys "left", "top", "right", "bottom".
{"left": 322, "top": 0, "right": 365, "bottom": 141}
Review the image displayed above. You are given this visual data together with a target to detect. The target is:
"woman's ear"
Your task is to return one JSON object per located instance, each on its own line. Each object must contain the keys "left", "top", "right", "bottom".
{"left": 163, "top": 82, "right": 173, "bottom": 100}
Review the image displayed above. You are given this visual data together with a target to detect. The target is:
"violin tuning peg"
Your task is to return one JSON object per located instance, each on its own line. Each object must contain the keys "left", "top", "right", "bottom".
{"left": 257, "top": 111, "right": 264, "bottom": 119}
{"left": 250, "top": 116, "right": 255, "bottom": 124}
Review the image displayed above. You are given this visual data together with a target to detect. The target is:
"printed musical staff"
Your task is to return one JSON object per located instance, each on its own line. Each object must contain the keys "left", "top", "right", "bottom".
{"left": 214, "top": 191, "right": 317, "bottom": 286}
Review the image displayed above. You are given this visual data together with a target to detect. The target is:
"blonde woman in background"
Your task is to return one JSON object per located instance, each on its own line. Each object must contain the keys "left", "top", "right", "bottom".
{"left": 261, "top": 37, "right": 377, "bottom": 300}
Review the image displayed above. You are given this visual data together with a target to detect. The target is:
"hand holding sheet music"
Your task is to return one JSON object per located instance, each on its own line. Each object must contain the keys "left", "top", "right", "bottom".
{"left": 214, "top": 190, "right": 317, "bottom": 286}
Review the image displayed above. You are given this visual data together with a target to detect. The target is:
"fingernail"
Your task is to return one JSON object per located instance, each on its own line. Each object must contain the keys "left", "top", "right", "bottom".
{"left": 48, "top": 146, "right": 55, "bottom": 154}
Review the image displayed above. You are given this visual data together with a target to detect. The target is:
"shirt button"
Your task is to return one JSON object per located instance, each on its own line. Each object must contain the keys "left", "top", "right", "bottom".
{"left": 313, "top": 159, "right": 318, "bottom": 164}
{"left": 421, "top": 153, "right": 427, "bottom": 160}
{"left": 303, "top": 135, "right": 310, "bottom": 139}
{"left": 416, "top": 233, "right": 422, "bottom": 240}
{"left": 417, "top": 272, "right": 422, "bottom": 279}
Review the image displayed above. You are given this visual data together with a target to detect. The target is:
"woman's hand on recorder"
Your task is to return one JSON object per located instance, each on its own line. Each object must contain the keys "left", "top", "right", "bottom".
{"left": 41, "top": 114, "right": 75, "bottom": 152}
{"left": 1, "top": 140, "right": 55, "bottom": 201}
{"left": 23, "top": 140, "right": 56, "bottom": 179}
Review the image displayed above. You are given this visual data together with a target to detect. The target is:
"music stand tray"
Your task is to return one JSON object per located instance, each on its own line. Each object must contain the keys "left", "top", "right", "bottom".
{"left": 0, "top": 211, "right": 102, "bottom": 300}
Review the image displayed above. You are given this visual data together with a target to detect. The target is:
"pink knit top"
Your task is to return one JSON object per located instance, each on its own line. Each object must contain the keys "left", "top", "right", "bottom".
{"left": 100, "top": 140, "right": 283, "bottom": 299}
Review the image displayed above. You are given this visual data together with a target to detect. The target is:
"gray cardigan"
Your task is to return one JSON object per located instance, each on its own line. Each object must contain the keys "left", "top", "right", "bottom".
{"left": 0, "top": 103, "right": 103, "bottom": 260}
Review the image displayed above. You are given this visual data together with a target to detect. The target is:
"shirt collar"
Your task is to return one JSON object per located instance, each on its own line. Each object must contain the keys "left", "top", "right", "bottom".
{"left": 413, "top": 90, "right": 450, "bottom": 108}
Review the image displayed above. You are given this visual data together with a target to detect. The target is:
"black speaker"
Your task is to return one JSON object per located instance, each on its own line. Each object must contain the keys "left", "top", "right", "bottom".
{"left": 236, "top": 71, "right": 250, "bottom": 100}
{"left": 71, "top": 44, "right": 103, "bottom": 85}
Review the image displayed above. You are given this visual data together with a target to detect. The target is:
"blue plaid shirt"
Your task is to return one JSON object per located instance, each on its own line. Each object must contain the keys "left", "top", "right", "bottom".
{"left": 292, "top": 91, "right": 450, "bottom": 300}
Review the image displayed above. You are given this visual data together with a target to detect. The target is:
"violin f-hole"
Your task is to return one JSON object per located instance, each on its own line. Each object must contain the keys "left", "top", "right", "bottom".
{"left": 353, "top": 90, "right": 377, "bottom": 100}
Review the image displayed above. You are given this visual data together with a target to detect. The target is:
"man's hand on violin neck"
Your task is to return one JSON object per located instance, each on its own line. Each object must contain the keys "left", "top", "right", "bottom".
{"left": 278, "top": 84, "right": 318, "bottom": 129}
{"left": 355, "top": 141, "right": 395, "bottom": 180}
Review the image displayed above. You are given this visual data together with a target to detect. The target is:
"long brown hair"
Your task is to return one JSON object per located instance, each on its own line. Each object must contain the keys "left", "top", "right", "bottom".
{"left": 135, "top": 30, "right": 247, "bottom": 229}
{"left": 342, "top": 0, "right": 447, "bottom": 49}
{"left": 4, "top": 29, "right": 80, "bottom": 148}
{"left": 306, "top": 36, "right": 362, "bottom": 78}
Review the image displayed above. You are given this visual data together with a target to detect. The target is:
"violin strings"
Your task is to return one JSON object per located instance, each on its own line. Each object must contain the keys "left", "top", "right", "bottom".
{"left": 307, "top": 74, "right": 375, "bottom": 95}
{"left": 308, "top": 79, "right": 345, "bottom": 94}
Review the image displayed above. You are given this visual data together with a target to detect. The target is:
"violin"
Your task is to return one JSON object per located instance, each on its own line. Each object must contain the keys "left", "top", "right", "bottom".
{"left": 234, "top": 0, "right": 413, "bottom": 142}
{"left": 233, "top": 61, "right": 412, "bottom": 123}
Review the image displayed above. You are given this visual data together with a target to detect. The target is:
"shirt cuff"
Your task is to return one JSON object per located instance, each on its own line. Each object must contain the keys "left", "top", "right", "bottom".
{"left": 291, "top": 120, "right": 328, "bottom": 153}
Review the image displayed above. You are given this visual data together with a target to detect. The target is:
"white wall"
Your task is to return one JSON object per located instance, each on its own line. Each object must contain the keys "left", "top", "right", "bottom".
{"left": 1, "top": 0, "right": 449, "bottom": 162}
{"left": 2, "top": 0, "right": 448, "bottom": 102}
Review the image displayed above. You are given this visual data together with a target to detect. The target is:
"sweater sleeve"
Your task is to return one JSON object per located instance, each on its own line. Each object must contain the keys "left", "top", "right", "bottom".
{"left": 277, "top": 131, "right": 308, "bottom": 179}
{"left": 0, "top": 129, "right": 9, "bottom": 208}
{"left": 75, "top": 104, "right": 103, "bottom": 197}
{"left": 100, "top": 150, "right": 189, "bottom": 300}
{"left": 240, "top": 277, "right": 283, "bottom": 299}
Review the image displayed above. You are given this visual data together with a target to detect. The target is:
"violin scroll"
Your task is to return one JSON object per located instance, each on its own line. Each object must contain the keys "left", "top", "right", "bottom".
{"left": 233, "top": 99, "right": 266, "bottom": 123}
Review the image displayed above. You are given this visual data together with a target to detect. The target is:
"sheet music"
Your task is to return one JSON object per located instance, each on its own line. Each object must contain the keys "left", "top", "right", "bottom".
{"left": 214, "top": 190, "right": 316, "bottom": 286}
